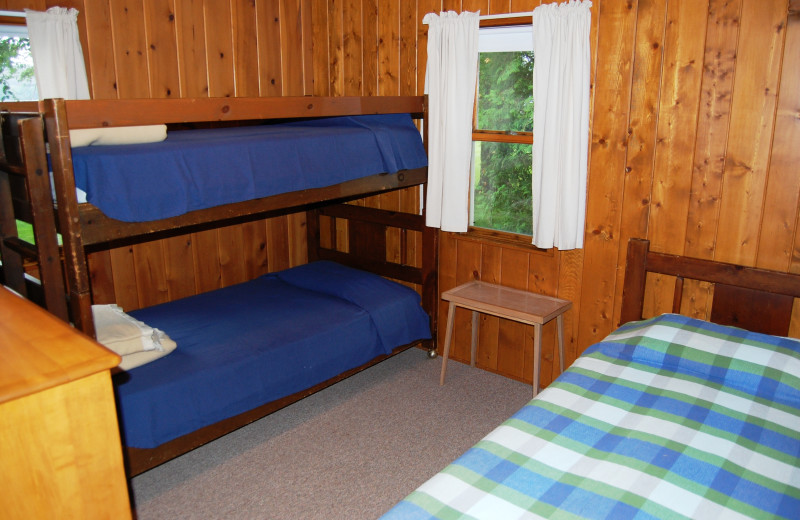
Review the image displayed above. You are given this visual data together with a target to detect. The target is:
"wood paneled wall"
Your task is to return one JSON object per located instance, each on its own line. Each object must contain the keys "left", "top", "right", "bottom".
{"left": 4, "top": 0, "right": 798, "bottom": 388}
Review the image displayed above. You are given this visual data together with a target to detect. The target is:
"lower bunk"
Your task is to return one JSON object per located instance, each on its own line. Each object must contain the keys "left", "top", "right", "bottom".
{"left": 381, "top": 239, "right": 800, "bottom": 520}
{"left": 105, "top": 260, "right": 432, "bottom": 476}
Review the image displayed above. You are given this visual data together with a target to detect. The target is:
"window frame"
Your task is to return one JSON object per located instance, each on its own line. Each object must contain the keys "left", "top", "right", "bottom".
{"left": 0, "top": 11, "right": 27, "bottom": 28}
{"left": 0, "top": 10, "right": 37, "bottom": 103}
{"left": 467, "top": 16, "right": 539, "bottom": 248}
{"left": 0, "top": 11, "right": 40, "bottom": 244}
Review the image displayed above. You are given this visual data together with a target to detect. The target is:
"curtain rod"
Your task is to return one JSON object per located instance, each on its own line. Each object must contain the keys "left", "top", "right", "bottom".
{"left": 423, "top": 11, "right": 533, "bottom": 24}
{"left": 479, "top": 12, "right": 533, "bottom": 20}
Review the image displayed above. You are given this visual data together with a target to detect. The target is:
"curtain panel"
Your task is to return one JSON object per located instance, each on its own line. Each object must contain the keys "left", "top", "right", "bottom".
{"left": 531, "top": 0, "right": 592, "bottom": 250}
{"left": 25, "top": 7, "right": 90, "bottom": 100}
{"left": 423, "top": 11, "right": 480, "bottom": 233}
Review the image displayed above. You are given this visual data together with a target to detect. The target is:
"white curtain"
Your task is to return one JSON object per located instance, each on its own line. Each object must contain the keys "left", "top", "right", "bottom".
{"left": 423, "top": 11, "right": 480, "bottom": 232}
{"left": 531, "top": 0, "right": 592, "bottom": 250}
{"left": 25, "top": 7, "right": 90, "bottom": 100}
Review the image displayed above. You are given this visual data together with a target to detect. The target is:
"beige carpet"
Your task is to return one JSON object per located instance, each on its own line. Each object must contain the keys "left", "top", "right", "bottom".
{"left": 129, "top": 348, "right": 532, "bottom": 520}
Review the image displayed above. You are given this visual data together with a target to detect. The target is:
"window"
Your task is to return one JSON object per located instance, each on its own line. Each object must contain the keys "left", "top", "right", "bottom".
{"left": 0, "top": 16, "right": 36, "bottom": 101}
{"left": 471, "top": 23, "right": 533, "bottom": 237}
{"left": 0, "top": 12, "right": 38, "bottom": 244}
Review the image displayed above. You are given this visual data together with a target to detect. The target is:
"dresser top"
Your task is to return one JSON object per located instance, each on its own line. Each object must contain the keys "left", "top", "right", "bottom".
{"left": 0, "top": 287, "right": 120, "bottom": 404}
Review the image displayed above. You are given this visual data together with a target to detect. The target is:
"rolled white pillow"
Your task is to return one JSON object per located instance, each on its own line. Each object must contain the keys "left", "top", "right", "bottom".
{"left": 70, "top": 124, "right": 167, "bottom": 147}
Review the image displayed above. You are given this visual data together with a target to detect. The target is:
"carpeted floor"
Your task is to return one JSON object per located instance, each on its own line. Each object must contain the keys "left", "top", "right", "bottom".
{"left": 129, "top": 348, "right": 532, "bottom": 520}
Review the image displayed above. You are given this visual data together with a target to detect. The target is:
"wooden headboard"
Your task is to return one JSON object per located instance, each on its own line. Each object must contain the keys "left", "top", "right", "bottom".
{"left": 620, "top": 238, "right": 800, "bottom": 336}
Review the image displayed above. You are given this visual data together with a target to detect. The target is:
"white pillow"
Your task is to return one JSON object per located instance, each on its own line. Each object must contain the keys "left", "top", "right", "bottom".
{"left": 92, "top": 304, "right": 163, "bottom": 356}
{"left": 117, "top": 332, "right": 177, "bottom": 371}
{"left": 70, "top": 124, "right": 167, "bottom": 147}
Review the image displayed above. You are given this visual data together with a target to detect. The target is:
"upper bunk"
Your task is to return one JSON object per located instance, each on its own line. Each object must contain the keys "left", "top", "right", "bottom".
{"left": 0, "top": 95, "right": 434, "bottom": 338}
{"left": 4, "top": 95, "right": 428, "bottom": 245}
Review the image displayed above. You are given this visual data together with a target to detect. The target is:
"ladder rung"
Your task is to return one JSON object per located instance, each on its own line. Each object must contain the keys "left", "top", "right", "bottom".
{"left": 3, "top": 235, "right": 38, "bottom": 261}
{"left": 0, "top": 161, "right": 27, "bottom": 176}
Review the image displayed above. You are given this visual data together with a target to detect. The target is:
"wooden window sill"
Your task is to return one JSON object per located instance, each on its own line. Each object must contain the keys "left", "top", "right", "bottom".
{"left": 450, "top": 227, "right": 554, "bottom": 256}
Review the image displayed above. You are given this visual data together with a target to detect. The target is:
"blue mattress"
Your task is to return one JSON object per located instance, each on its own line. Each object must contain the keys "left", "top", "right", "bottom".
{"left": 72, "top": 113, "right": 427, "bottom": 222}
{"left": 115, "top": 261, "right": 431, "bottom": 449}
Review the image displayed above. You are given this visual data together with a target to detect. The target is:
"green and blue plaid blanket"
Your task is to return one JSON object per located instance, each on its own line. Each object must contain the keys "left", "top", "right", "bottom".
{"left": 382, "top": 314, "right": 800, "bottom": 519}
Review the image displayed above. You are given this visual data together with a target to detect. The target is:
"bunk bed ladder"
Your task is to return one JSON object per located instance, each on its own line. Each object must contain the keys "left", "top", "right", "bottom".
{"left": 0, "top": 113, "right": 69, "bottom": 322}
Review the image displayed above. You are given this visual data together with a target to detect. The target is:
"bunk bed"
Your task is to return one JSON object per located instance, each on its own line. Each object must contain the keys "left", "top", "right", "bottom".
{"left": 382, "top": 239, "right": 800, "bottom": 520}
{"left": 0, "top": 95, "right": 439, "bottom": 476}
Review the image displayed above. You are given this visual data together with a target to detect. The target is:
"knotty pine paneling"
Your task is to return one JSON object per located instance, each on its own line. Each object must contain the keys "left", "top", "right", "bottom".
{"left": 772, "top": 6, "right": 800, "bottom": 274}
{"left": 609, "top": 0, "right": 665, "bottom": 323}
{"left": 575, "top": 0, "right": 631, "bottom": 352}
{"left": 640, "top": 0, "right": 709, "bottom": 321}
{"left": 677, "top": 0, "right": 740, "bottom": 321}
{"left": 7, "top": 0, "right": 800, "bottom": 389}
{"left": 715, "top": 0, "right": 786, "bottom": 267}
{"left": 145, "top": 0, "right": 181, "bottom": 99}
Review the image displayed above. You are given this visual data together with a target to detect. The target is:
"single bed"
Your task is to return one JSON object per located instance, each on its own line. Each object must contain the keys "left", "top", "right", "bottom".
{"left": 0, "top": 95, "right": 439, "bottom": 475}
{"left": 118, "top": 260, "right": 431, "bottom": 466}
{"left": 381, "top": 238, "right": 800, "bottom": 520}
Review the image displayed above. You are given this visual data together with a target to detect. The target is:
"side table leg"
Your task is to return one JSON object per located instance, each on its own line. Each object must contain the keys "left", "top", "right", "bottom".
{"left": 533, "top": 323, "right": 542, "bottom": 397}
{"left": 470, "top": 310, "right": 479, "bottom": 367}
{"left": 440, "top": 303, "right": 457, "bottom": 385}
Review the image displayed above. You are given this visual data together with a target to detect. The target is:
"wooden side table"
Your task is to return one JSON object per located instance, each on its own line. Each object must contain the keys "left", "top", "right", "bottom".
{"left": 439, "top": 280, "right": 572, "bottom": 396}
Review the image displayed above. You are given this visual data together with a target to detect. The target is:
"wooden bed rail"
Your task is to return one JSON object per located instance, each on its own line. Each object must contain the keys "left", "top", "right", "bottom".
{"left": 74, "top": 167, "right": 429, "bottom": 247}
{"left": 620, "top": 238, "right": 800, "bottom": 336}
{"left": 62, "top": 95, "right": 426, "bottom": 129}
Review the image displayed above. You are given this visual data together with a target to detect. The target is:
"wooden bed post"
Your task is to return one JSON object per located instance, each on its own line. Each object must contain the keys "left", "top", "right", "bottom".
{"left": 619, "top": 238, "right": 649, "bottom": 326}
{"left": 42, "top": 99, "right": 95, "bottom": 337}
{"left": 18, "top": 117, "right": 70, "bottom": 321}
{"left": 306, "top": 208, "right": 321, "bottom": 262}
{"left": 421, "top": 197, "right": 439, "bottom": 353}
{"left": 420, "top": 95, "right": 439, "bottom": 353}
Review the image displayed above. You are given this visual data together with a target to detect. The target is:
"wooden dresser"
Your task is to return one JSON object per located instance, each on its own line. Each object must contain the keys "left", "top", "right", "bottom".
{"left": 0, "top": 287, "right": 131, "bottom": 518}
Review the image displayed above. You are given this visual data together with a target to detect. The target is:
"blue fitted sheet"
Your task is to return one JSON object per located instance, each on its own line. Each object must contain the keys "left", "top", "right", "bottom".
{"left": 115, "top": 261, "right": 431, "bottom": 449}
{"left": 72, "top": 113, "right": 427, "bottom": 222}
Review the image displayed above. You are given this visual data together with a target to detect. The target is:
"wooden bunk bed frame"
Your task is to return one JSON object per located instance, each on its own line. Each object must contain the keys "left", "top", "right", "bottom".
{"left": 0, "top": 95, "right": 438, "bottom": 476}
{"left": 620, "top": 237, "right": 800, "bottom": 336}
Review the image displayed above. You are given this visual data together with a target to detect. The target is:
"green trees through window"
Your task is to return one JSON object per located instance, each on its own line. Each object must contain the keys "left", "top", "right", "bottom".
{"left": 0, "top": 35, "right": 35, "bottom": 101}
{"left": 472, "top": 50, "right": 534, "bottom": 236}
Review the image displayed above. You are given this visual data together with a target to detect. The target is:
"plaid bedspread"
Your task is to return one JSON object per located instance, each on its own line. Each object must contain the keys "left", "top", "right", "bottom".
{"left": 382, "top": 314, "right": 800, "bottom": 519}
